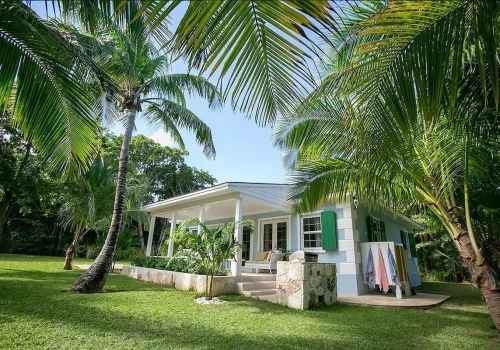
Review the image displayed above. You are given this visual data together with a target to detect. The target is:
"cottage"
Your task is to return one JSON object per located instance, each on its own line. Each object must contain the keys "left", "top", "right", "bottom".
{"left": 141, "top": 182, "right": 422, "bottom": 296}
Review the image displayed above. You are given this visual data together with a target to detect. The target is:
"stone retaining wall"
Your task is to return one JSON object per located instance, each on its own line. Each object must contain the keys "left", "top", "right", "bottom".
{"left": 276, "top": 261, "right": 337, "bottom": 310}
{"left": 121, "top": 265, "right": 236, "bottom": 296}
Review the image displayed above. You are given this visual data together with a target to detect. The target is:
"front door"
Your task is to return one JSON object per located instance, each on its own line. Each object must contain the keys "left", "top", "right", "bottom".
{"left": 261, "top": 219, "right": 288, "bottom": 252}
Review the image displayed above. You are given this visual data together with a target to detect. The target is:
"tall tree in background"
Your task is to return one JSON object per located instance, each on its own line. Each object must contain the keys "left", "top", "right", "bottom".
{"left": 275, "top": 1, "right": 500, "bottom": 329}
{"left": 70, "top": 12, "right": 221, "bottom": 293}
{"left": 59, "top": 159, "right": 115, "bottom": 270}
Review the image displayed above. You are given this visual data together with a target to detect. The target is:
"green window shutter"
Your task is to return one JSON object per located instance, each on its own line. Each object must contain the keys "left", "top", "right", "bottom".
{"left": 408, "top": 232, "right": 417, "bottom": 257}
{"left": 400, "top": 230, "right": 408, "bottom": 249}
{"left": 321, "top": 211, "right": 337, "bottom": 250}
{"left": 380, "top": 221, "right": 386, "bottom": 241}
{"left": 367, "top": 217, "right": 374, "bottom": 242}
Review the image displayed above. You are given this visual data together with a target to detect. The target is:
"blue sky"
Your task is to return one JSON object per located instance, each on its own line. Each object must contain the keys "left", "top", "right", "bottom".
{"left": 32, "top": 2, "right": 288, "bottom": 184}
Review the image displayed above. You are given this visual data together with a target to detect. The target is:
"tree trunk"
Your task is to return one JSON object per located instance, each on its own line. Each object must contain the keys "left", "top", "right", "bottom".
{"left": 0, "top": 191, "right": 14, "bottom": 242}
{"left": 63, "top": 242, "right": 77, "bottom": 270}
{"left": 71, "top": 109, "right": 136, "bottom": 293}
{"left": 482, "top": 284, "right": 500, "bottom": 329}
{"left": 448, "top": 216, "right": 500, "bottom": 330}
{"left": 208, "top": 274, "right": 214, "bottom": 300}
{"left": 138, "top": 222, "right": 145, "bottom": 248}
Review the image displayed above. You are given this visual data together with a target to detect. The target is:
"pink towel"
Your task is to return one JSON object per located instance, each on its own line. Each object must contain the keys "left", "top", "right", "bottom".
{"left": 377, "top": 247, "right": 389, "bottom": 293}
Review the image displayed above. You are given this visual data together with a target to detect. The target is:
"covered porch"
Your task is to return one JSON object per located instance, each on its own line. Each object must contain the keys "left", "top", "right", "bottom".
{"left": 141, "top": 182, "right": 292, "bottom": 277}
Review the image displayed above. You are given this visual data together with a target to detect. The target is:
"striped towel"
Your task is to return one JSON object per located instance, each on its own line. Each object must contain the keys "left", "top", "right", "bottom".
{"left": 388, "top": 247, "right": 400, "bottom": 286}
{"left": 377, "top": 246, "right": 389, "bottom": 293}
{"left": 364, "top": 247, "right": 376, "bottom": 289}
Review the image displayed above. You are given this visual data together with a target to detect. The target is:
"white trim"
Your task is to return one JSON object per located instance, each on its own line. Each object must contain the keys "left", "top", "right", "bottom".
{"left": 142, "top": 183, "right": 231, "bottom": 211}
{"left": 257, "top": 215, "right": 292, "bottom": 252}
{"left": 300, "top": 211, "right": 323, "bottom": 250}
{"left": 142, "top": 182, "right": 291, "bottom": 214}
{"left": 146, "top": 215, "right": 156, "bottom": 256}
{"left": 167, "top": 212, "right": 176, "bottom": 258}
{"left": 238, "top": 192, "right": 288, "bottom": 212}
{"left": 303, "top": 248, "right": 326, "bottom": 254}
{"left": 150, "top": 193, "right": 238, "bottom": 217}
{"left": 241, "top": 219, "right": 255, "bottom": 260}
{"left": 339, "top": 262, "right": 358, "bottom": 275}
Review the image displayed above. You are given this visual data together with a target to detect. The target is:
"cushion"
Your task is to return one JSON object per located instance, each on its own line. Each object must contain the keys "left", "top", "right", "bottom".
{"left": 254, "top": 251, "right": 271, "bottom": 261}
{"left": 245, "top": 260, "right": 269, "bottom": 265}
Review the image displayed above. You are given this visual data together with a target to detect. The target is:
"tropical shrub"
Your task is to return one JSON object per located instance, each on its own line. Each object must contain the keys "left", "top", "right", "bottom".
{"left": 131, "top": 256, "right": 170, "bottom": 270}
{"left": 8, "top": 218, "right": 57, "bottom": 255}
{"left": 174, "top": 218, "right": 253, "bottom": 300}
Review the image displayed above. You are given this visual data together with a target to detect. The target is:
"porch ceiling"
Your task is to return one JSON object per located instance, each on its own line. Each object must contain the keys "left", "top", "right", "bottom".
{"left": 141, "top": 182, "right": 291, "bottom": 222}
{"left": 155, "top": 197, "right": 284, "bottom": 222}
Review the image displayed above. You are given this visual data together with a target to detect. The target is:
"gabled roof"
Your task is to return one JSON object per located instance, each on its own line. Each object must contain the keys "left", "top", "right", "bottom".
{"left": 140, "top": 182, "right": 291, "bottom": 213}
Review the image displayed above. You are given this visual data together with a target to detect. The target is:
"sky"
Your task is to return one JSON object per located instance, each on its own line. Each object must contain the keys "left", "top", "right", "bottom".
{"left": 31, "top": 1, "right": 288, "bottom": 184}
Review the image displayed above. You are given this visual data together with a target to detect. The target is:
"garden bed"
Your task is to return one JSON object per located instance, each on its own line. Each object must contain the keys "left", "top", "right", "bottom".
{"left": 121, "top": 265, "right": 238, "bottom": 296}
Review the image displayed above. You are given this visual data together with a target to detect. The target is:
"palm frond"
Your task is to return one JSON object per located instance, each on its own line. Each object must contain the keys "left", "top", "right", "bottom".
{"left": 1, "top": 1, "right": 114, "bottom": 171}
{"left": 145, "top": 100, "right": 215, "bottom": 158}
{"left": 170, "top": 0, "right": 339, "bottom": 126}
{"left": 147, "top": 74, "right": 222, "bottom": 110}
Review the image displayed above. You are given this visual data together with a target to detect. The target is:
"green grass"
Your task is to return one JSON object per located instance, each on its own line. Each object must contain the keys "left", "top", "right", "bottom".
{"left": 0, "top": 254, "right": 498, "bottom": 350}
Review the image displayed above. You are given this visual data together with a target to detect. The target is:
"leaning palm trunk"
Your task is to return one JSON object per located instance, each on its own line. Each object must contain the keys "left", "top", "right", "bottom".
{"left": 72, "top": 109, "right": 136, "bottom": 293}
{"left": 445, "top": 217, "right": 500, "bottom": 329}
{"left": 63, "top": 228, "right": 91, "bottom": 270}
{"left": 63, "top": 236, "right": 79, "bottom": 270}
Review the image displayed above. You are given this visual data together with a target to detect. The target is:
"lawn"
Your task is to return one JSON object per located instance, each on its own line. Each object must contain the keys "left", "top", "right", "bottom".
{"left": 0, "top": 254, "right": 498, "bottom": 349}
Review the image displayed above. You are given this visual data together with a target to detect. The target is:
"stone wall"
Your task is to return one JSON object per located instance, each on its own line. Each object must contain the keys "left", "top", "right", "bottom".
{"left": 122, "top": 265, "right": 236, "bottom": 296}
{"left": 276, "top": 261, "right": 337, "bottom": 310}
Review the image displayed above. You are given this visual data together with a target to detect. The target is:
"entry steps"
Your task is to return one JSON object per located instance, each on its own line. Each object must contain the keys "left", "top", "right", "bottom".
{"left": 236, "top": 274, "right": 277, "bottom": 300}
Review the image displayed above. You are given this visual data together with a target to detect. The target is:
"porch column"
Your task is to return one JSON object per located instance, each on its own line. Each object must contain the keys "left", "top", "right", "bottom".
{"left": 167, "top": 212, "right": 176, "bottom": 258}
{"left": 197, "top": 206, "right": 204, "bottom": 234}
{"left": 231, "top": 197, "right": 243, "bottom": 276}
{"left": 146, "top": 214, "right": 156, "bottom": 256}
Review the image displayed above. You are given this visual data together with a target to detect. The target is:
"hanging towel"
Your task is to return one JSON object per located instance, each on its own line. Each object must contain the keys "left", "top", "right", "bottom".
{"left": 387, "top": 247, "right": 400, "bottom": 286}
{"left": 377, "top": 246, "right": 390, "bottom": 293}
{"left": 364, "top": 247, "right": 376, "bottom": 289}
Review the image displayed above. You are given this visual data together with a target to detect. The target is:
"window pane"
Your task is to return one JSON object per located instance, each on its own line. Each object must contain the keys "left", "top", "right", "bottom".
{"left": 277, "top": 222, "right": 287, "bottom": 251}
{"left": 263, "top": 223, "right": 272, "bottom": 251}
{"left": 242, "top": 227, "right": 251, "bottom": 260}
{"left": 303, "top": 232, "right": 321, "bottom": 248}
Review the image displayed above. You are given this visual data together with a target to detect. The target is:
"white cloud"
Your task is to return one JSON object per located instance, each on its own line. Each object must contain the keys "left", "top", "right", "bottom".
{"left": 149, "top": 130, "right": 175, "bottom": 147}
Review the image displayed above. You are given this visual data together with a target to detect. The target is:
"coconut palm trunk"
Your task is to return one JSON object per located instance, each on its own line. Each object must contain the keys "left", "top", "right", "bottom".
{"left": 63, "top": 234, "right": 79, "bottom": 270}
{"left": 72, "top": 108, "right": 137, "bottom": 293}
{"left": 63, "top": 228, "right": 91, "bottom": 270}
{"left": 441, "top": 211, "right": 500, "bottom": 329}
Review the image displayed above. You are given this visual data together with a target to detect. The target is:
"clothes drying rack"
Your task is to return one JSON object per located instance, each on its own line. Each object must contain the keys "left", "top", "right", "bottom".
{"left": 360, "top": 242, "right": 412, "bottom": 299}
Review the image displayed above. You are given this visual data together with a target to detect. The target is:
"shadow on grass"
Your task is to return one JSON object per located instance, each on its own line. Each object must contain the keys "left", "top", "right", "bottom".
{"left": 0, "top": 265, "right": 498, "bottom": 349}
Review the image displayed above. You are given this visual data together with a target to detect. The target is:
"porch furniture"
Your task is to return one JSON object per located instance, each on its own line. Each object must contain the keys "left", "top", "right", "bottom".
{"left": 244, "top": 251, "right": 286, "bottom": 274}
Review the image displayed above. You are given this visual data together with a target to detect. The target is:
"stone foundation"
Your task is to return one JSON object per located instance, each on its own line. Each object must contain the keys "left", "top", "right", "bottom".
{"left": 121, "top": 265, "right": 236, "bottom": 296}
{"left": 276, "top": 261, "right": 337, "bottom": 310}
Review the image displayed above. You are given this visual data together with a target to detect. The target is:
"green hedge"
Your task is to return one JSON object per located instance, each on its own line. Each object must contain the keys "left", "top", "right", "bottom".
{"left": 130, "top": 256, "right": 227, "bottom": 276}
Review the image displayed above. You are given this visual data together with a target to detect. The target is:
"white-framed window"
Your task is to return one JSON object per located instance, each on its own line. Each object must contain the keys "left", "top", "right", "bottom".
{"left": 302, "top": 215, "right": 322, "bottom": 248}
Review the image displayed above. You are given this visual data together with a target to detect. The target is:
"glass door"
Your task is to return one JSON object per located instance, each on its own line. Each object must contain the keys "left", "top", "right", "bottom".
{"left": 261, "top": 219, "right": 288, "bottom": 252}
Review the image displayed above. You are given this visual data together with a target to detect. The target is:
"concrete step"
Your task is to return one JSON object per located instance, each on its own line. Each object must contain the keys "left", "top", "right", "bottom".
{"left": 242, "top": 289, "right": 277, "bottom": 297}
{"left": 237, "top": 281, "right": 276, "bottom": 292}
{"left": 237, "top": 274, "right": 276, "bottom": 283}
{"left": 255, "top": 293, "right": 278, "bottom": 303}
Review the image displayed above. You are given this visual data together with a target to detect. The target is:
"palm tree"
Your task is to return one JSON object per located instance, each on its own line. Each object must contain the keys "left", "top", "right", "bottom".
{"left": 174, "top": 218, "right": 253, "bottom": 300}
{"left": 275, "top": 0, "right": 500, "bottom": 329}
{"left": 59, "top": 158, "right": 149, "bottom": 270}
{"left": 59, "top": 158, "right": 115, "bottom": 270}
{"left": 70, "top": 14, "right": 221, "bottom": 292}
